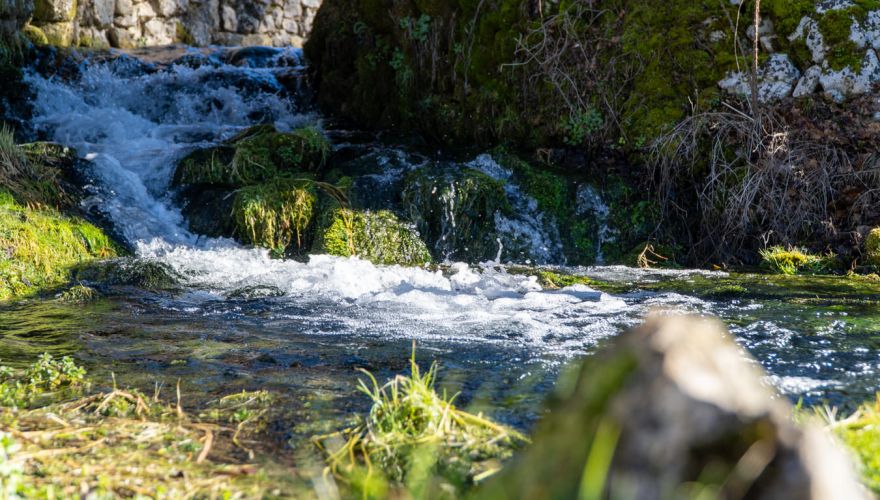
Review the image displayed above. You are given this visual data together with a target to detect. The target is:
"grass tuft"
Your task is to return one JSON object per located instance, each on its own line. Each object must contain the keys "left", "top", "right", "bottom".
{"left": 759, "top": 246, "right": 834, "bottom": 275}
{"left": 314, "top": 348, "right": 527, "bottom": 496}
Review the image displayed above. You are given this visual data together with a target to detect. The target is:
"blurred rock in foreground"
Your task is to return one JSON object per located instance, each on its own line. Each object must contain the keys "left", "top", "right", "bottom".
{"left": 481, "top": 315, "right": 866, "bottom": 499}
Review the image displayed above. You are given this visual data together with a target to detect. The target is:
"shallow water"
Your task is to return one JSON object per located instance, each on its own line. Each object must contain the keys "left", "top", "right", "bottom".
{"left": 5, "top": 46, "right": 880, "bottom": 447}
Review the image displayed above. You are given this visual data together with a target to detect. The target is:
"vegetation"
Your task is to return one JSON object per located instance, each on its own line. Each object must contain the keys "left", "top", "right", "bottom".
{"left": 314, "top": 350, "right": 527, "bottom": 497}
{"left": 174, "top": 125, "right": 331, "bottom": 188}
{"left": 232, "top": 178, "right": 317, "bottom": 256}
{"left": 315, "top": 208, "right": 433, "bottom": 266}
{"left": 0, "top": 355, "right": 304, "bottom": 498}
{"left": 759, "top": 246, "right": 835, "bottom": 275}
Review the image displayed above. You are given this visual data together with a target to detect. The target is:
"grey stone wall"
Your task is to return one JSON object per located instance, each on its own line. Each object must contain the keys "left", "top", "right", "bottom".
{"left": 28, "top": 0, "right": 320, "bottom": 48}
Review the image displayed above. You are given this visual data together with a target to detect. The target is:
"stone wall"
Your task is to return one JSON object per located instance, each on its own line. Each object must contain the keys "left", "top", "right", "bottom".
{"left": 28, "top": 0, "right": 320, "bottom": 48}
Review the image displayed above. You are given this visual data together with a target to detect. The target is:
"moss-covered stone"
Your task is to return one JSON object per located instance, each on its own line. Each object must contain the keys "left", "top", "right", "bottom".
{"left": 0, "top": 191, "right": 119, "bottom": 300}
{"left": 402, "top": 166, "right": 510, "bottom": 262}
{"left": 21, "top": 24, "right": 48, "bottom": 46}
{"left": 314, "top": 208, "right": 432, "bottom": 266}
{"left": 231, "top": 178, "right": 317, "bottom": 256}
{"left": 73, "top": 258, "right": 182, "bottom": 290}
{"left": 864, "top": 227, "right": 880, "bottom": 266}
{"left": 173, "top": 125, "right": 331, "bottom": 188}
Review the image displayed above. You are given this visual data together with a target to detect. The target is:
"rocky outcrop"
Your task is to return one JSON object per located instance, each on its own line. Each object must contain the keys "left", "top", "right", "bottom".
{"left": 721, "top": 2, "right": 880, "bottom": 102}
{"left": 26, "top": 0, "right": 320, "bottom": 48}
{"left": 481, "top": 315, "right": 868, "bottom": 499}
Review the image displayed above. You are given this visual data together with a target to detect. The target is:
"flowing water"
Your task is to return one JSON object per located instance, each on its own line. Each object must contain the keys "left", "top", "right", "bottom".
{"left": 4, "top": 46, "right": 880, "bottom": 443}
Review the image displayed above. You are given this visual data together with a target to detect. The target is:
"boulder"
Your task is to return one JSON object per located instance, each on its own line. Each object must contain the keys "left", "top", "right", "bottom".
{"left": 313, "top": 209, "right": 432, "bottom": 266}
{"left": 482, "top": 316, "right": 867, "bottom": 500}
{"left": 40, "top": 20, "right": 74, "bottom": 46}
{"left": 33, "top": 0, "right": 75, "bottom": 22}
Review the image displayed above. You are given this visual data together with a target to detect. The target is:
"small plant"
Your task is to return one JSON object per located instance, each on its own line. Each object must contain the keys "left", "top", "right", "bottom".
{"left": 57, "top": 283, "right": 98, "bottom": 303}
{"left": 564, "top": 108, "right": 604, "bottom": 146}
{"left": 759, "top": 246, "right": 833, "bottom": 275}
{"left": 314, "top": 348, "right": 527, "bottom": 495}
{"left": 400, "top": 15, "right": 432, "bottom": 43}
{"left": 0, "top": 354, "right": 87, "bottom": 407}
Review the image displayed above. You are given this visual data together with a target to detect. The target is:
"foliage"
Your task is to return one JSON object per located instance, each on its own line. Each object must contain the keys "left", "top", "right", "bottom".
{"left": 232, "top": 178, "right": 317, "bottom": 256}
{"left": 759, "top": 246, "right": 834, "bottom": 275}
{"left": 314, "top": 349, "right": 527, "bottom": 497}
{"left": 316, "top": 208, "right": 433, "bottom": 266}
{"left": 0, "top": 356, "right": 304, "bottom": 498}
{"left": 174, "top": 125, "right": 331, "bottom": 187}
{"left": 0, "top": 354, "right": 87, "bottom": 408}
{"left": 0, "top": 191, "right": 119, "bottom": 300}
{"left": 864, "top": 228, "right": 880, "bottom": 266}
{"left": 56, "top": 283, "right": 98, "bottom": 302}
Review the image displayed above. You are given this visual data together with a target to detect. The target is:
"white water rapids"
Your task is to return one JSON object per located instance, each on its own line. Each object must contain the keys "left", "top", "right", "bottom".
{"left": 20, "top": 47, "right": 876, "bottom": 406}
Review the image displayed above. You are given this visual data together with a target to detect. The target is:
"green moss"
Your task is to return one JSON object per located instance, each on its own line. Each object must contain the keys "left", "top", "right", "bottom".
{"left": 759, "top": 246, "right": 835, "bottom": 275}
{"left": 174, "top": 126, "right": 331, "bottom": 187}
{"left": 56, "top": 283, "right": 98, "bottom": 302}
{"left": 73, "top": 258, "right": 182, "bottom": 290}
{"left": 828, "top": 395, "right": 880, "bottom": 494}
{"left": 0, "top": 192, "right": 119, "bottom": 300}
{"left": 818, "top": 10, "right": 863, "bottom": 71}
{"left": 865, "top": 228, "right": 880, "bottom": 266}
{"left": 175, "top": 21, "right": 195, "bottom": 45}
{"left": 21, "top": 24, "right": 48, "bottom": 46}
{"left": 315, "top": 208, "right": 432, "bottom": 266}
{"left": 232, "top": 178, "right": 317, "bottom": 256}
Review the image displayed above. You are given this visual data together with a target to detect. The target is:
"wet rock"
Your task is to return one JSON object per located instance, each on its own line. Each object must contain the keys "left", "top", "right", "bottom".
{"left": 313, "top": 209, "right": 432, "bottom": 266}
{"left": 74, "top": 258, "right": 183, "bottom": 290}
{"left": 483, "top": 316, "right": 867, "bottom": 500}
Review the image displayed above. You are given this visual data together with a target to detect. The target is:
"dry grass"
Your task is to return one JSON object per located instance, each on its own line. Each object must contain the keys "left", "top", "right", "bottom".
{"left": 649, "top": 104, "right": 854, "bottom": 263}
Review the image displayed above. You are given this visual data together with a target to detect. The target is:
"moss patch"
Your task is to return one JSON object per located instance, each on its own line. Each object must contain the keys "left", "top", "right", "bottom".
{"left": 314, "top": 208, "right": 432, "bottom": 266}
{"left": 0, "top": 192, "right": 119, "bottom": 300}
{"left": 759, "top": 246, "right": 835, "bottom": 275}
{"left": 174, "top": 125, "right": 331, "bottom": 188}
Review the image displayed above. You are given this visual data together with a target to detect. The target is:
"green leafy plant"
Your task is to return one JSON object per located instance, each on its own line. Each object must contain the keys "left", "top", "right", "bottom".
{"left": 564, "top": 108, "right": 604, "bottom": 146}
{"left": 759, "top": 246, "right": 834, "bottom": 275}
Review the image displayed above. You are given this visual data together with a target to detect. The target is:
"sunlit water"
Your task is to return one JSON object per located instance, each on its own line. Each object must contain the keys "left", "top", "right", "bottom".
{"left": 4, "top": 47, "right": 880, "bottom": 440}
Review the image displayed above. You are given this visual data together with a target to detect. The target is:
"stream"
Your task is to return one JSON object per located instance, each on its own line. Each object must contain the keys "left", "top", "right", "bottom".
{"left": 3, "top": 46, "right": 880, "bottom": 447}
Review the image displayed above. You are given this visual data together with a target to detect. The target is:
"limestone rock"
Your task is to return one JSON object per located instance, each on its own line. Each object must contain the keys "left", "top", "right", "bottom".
{"left": 40, "top": 20, "right": 74, "bottom": 45}
{"left": 34, "top": 0, "right": 76, "bottom": 22}
{"left": 718, "top": 54, "right": 801, "bottom": 102}
{"left": 85, "top": 0, "right": 114, "bottom": 28}
{"left": 220, "top": 4, "right": 236, "bottom": 31}
{"left": 481, "top": 316, "right": 868, "bottom": 500}
{"left": 113, "top": 0, "right": 129, "bottom": 16}
{"left": 108, "top": 25, "right": 134, "bottom": 48}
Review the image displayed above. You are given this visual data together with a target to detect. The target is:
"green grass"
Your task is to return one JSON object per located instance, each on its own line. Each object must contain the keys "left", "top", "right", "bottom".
{"left": 759, "top": 246, "right": 835, "bottom": 275}
{"left": 314, "top": 349, "right": 527, "bottom": 497}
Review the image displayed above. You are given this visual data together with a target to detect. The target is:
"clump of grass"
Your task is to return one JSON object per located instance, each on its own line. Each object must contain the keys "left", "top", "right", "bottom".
{"left": 0, "top": 191, "right": 119, "bottom": 300}
{"left": 232, "top": 178, "right": 317, "bottom": 256}
{"left": 316, "top": 208, "right": 433, "bottom": 266}
{"left": 0, "top": 126, "right": 68, "bottom": 209}
{"left": 802, "top": 395, "right": 880, "bottom": 494}
{"left": 56, "top": 283, "right": 98, "bottom": 302}
{"left": 759, "top": 246, "right": 834, "bottom": 275}
{"left": 314, "top": 349, "right": 527, "bottom": 496}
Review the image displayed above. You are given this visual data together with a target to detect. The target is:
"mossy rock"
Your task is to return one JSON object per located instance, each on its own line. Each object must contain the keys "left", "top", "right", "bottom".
{"left": 864, "top": 228, "right": 880, "bottom": 266}
{"left": 231, "top": 178, "right": 317, "bottom": 256}
{"left": 402, "top": 166, "right": 510, "bottom": 262}
{"left": 0, "top": 191, "right": 119, "bottom": 300}
{"left": 22, "top": 24, "right": 48, "bottom": 46}
{"left": 173, "top": 125, "right": 331, "bottom": 188}
{"left": 314, "top": 208, "right": 432, "bottom": 266}
{"left": 73, "top": 258, "right": 183, "bottom": 290}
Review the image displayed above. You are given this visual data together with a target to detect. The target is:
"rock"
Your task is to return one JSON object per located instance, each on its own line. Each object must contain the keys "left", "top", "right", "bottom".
{"left": 793, "top": 65, "right": 822, "bottom": 97}
{"left": 113, "top": 0, "right": 130, "bottom": 16}
{"left": 863, "top": 227, "right": 880, "bottom": 265}
{"left": 789, "top": 17, "right": 826, "bottom": 65}
{"left": 481, "top": 315, "right": 867, "bottom": 500}
{"left": 34, "top": 0, "right": 76, "bottom": 22}
{"left": 151, "top": 0, "right": 180, "bottom": 17}
{"left": 718, "top": 54, "right": 801, "bottom": 102}
{"left": 143, "top": 17, "right": 174, "bottom": 45}
{"left": 133, "top": 0, "right": 155, "bottom": 21}
{"left": 220, "top": 4, "right": 236, "bottom": 31}
{"left": 313, "top": 209, "right": 433, "bottom": 266}
{"left": 85, "top": 0, "right": 114, "bottom": 28}
{"left": 22, "top": 23, "right": 49, "bottom": 45}
{"left": 107, "top": 25, "right": 134, "bottom": 48}
{"left": 40, "top": 20, "right": 74, "bottom": 46}
{"left": 241, "top": 33, "right": 272, "bottom": 46}
{"left": 819, "top": 50, "right": 880, "bottom": 101}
